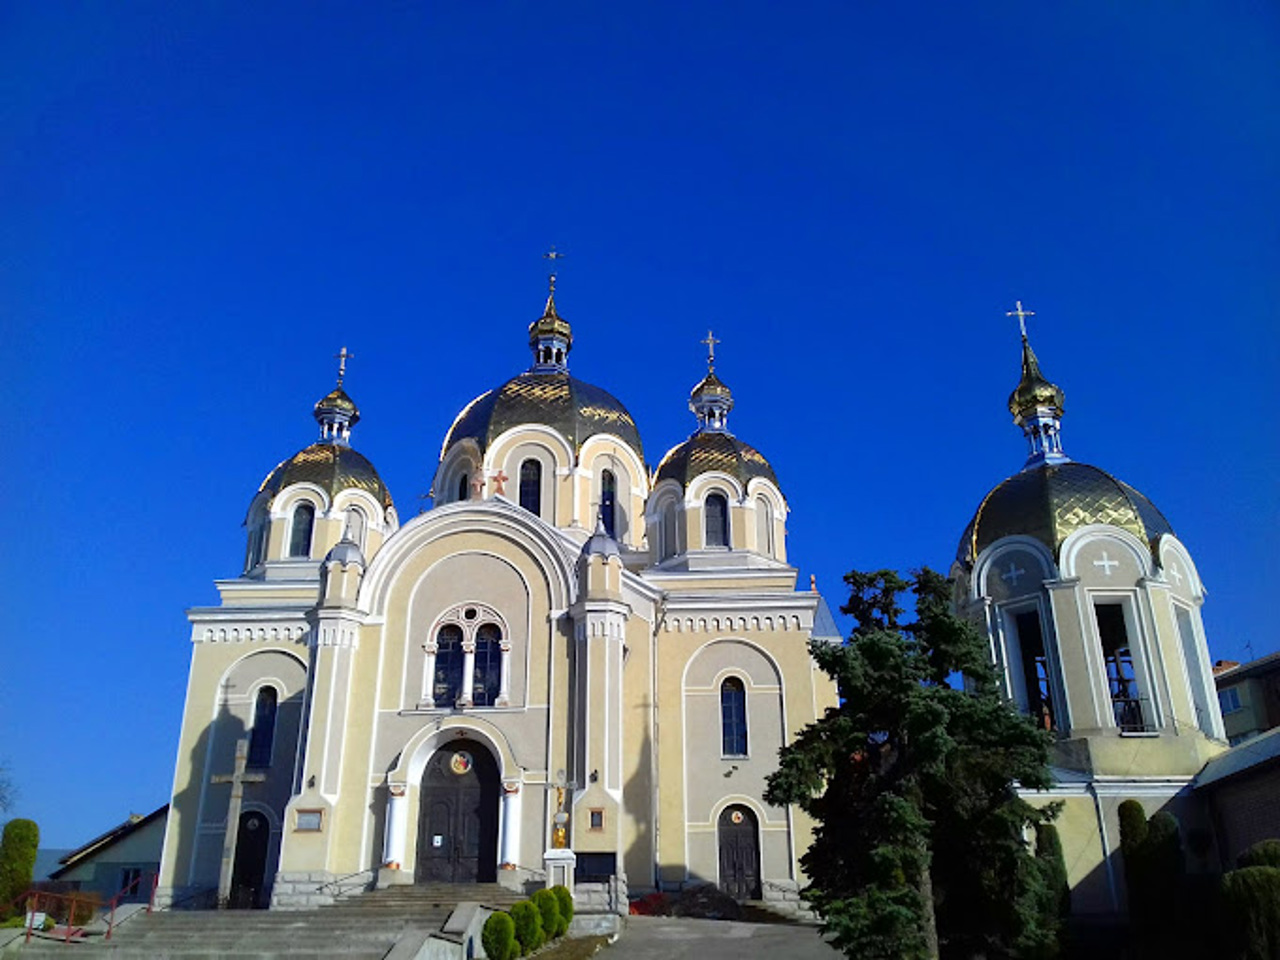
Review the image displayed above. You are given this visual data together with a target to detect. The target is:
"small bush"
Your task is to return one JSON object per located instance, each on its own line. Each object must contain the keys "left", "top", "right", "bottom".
{"left": 509, "top": 899, "right": 544, "bottom": 954}
{"left": 1238, "top": 839, "right": 1280, "bottom": 870}
{"left": 551, "top": 884, "right": 574, "bottom": 928}
{"left": 1221, "top": 866, "right": 1280, "bottom": 960}
{"left": 481, "top": 910, "right": 517, "bottom": 960}
{"left": 532, "top": 888, "right": 564, "bottom": 939}
{"left": 628, "top": 891, "right": 671, "bottom": 916}
{"left": 0, "top": 819, "right": 39, "bottom": 918}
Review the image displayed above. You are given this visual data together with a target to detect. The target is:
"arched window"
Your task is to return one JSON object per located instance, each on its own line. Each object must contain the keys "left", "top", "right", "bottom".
{"left": 345, "top": 507, "right": 366, "bottom": 548}
{"left": 473, "top": 624, "right": 503, "bottom": 707}
{"left": 288, "top": 502, "right": 315, "bottom": 558}
{"left": 247, "top": 686, "right": 278, "bottom": 767}
{"left": 519, "top": 459, "right": 542, "bottom": 516}
{"left": 457, "top": 473, "right": 469, "bottom": 502}
{"left": 755, "top": 496, "right": 774, "bottom": 557}
{"left": 705, "top": 493, "right": 729, "bottom": 548}
{"left": 721, "top": 677, "right": 747, "bottom": 756}
{"left": 661, "top": 501, "right": 678, "bottom": 560}
{"left": 601, "top": 470, "right": 617, "bottom": 538}
{"left": 244, "top": 509, "right": 267, "bottom": 571}
{"left": 433, "top": 625, "right": 465, "bottom": 706}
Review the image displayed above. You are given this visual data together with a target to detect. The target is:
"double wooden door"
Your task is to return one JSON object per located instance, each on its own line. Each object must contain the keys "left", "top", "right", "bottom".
{"left": 416, "top": 741, "right": 499, "bottom": 884}
{"left": 718, "top": 805, "right": 761, "bottom": 900}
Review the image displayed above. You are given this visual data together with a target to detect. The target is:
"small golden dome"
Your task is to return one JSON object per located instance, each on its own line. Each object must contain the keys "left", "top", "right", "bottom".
{"left": 527, "top": 293, "right": 573, "bottom": 351}
{"left": 656, "top": 431, "right": 778, "bottom": 490}
{"left": 690, "top": 370, "right": 733, "bottom": 402}
{"left": 1008, "top": 337, "right": 1064, "bottom": 421}
{"left": 259, "top": 442, "right": 393, "bottom": 509}
{"left": 314, "top": 387, "right": 360, "bottom": 425}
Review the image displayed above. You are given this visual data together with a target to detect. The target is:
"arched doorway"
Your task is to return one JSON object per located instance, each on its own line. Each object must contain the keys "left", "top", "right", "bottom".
{"left": 717, "top": 805, "right": 761, "bottom": 900}
{"left": 229, "top": 810, "right": 270, "bottom": 908}
{"left": 416, "top": 739, "right": 500, "bottom": 884}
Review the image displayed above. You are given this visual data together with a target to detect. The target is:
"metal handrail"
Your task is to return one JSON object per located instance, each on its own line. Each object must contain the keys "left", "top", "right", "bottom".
{"left": 315, "top": 869, "right": 372, "bottom": 897}
{"left": 104, "top": 870, "right": 159, "bottom": 941}
{"left": 3, "top": 871, "right": 159, "bottom": 946}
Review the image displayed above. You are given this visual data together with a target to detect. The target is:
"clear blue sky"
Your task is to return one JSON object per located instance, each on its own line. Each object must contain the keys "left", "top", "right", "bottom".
{"left": 2, "top": 3, "right": 1276, "bottom": 847}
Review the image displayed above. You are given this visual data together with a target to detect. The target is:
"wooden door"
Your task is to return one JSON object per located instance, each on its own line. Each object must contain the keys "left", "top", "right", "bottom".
{"left": 416, "top": 741, "right": 499, "bottom": 884}
{"left": 717, "top": 805, "right": 761, "bottom": 900}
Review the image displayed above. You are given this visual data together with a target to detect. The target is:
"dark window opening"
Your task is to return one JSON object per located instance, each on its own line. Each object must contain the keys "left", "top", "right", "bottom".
{"left": 519, "top": 459, "right": 542, "bottom": 516}
{"left": 457, "top": 473, "right": 469, "bottom": 502}
{"left": 575, "top": 852, "right": 617, "bottom": 883}
{"left": 288, "top": 503, "right": 315, "bottom": 558}
{"left": 601, "top": 470, "right": 617, "bottom": 538}
{"left": 473, "top": 624, "right": 502, "bottom": 706}
{"left": 1096, "top": 603, "right": 1147, "bottom": 732}
{"left": 434, "top": 625, "right": 465, "bottom": 707}
{"left": 721, "top": 677, "right": 748, "bottom": 756}
{"left": 706, "top": 493, "right": 729, "bottom": 548}
{"left": 247, "top": 686, "right": 278, "bottom": 767}
{"left": 1015, "top": 611, "right": 1056, "bottom": 731}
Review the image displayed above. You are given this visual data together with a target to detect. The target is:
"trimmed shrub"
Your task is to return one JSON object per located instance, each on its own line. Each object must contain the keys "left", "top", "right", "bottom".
{"left": 1221, "top": 866, "right": 1280, "bottom": 960}
{"left": 1238, "top": 839, "right": 1280, "bottom": 870}
{"left": 551, "top": 884, "right": 573, "bottom": 929}
{"left": 509, "top": 899, "right": 544, "bottom": 954}
{"left": 532, "top": 888, "right": 565, "bottom": 939}
{"left": 1034, "top": 821, "right": 1071, "bottom": 952}
{"left": 1117, "top": 800, "right": 1148, "bottom": 860}
{"left": 481, "top": 910, "right": 518, "bottom": 960}
{"left": 0, "top": 820, "right": 39, "bottom": 918}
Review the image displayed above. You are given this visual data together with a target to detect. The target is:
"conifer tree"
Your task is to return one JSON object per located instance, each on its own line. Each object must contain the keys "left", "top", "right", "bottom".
{"left": 765, "top": 568, "right": 1059, "bottom": 960}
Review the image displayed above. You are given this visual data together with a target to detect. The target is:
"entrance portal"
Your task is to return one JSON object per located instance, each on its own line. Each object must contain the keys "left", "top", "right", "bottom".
{"left": 717, "top": 805, "right": 761, "bottom": 900}
{"left": 416, "top": 739, "right": 499, "bottom": 884}
{"left": 228, "top": 810, "right": 270, "bottom": 908}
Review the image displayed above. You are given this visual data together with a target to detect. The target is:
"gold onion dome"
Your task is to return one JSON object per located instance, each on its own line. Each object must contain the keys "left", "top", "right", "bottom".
{"left": 691, "top": 370, "right": 733, "bottom": 403}
{"left": 259, "top": 443, "right": 393, "bottom": 509}
{"left": 443, "top": 372, "right": 643, "bottom": 458}
{"left": 655, "top": 431, "right": 778, "bottom": 489}
{"left": 314, "top": 386, "right": 360, "bottom": 425}
{"left": 957, "top": 462, "right": 1173, "bottom": 567}
{"left": 1008, "top": 336, "right": 1064, "bottom": 421}
{"left": 527, "top": 290, "right": 573, "bottom": 350}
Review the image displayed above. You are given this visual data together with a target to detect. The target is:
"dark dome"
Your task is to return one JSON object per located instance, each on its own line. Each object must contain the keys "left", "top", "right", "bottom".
{"left": 656, "top": 431, "right": 778, "bottom": 490}
{"left": 958, "top": 462, "right": 1173, "bottom": 567}
{"left": 442, "top": 371, "right": 643, "bottom": 459}
{"left": 260, "top": 442, "right": 393, "bottom": 509}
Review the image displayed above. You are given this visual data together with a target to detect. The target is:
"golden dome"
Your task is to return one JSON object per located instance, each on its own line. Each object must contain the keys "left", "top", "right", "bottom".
{"left": 690, "top": 370, "right": 733, "bottom": 402}
{"left": 656, "top": 431, "right": 778, "bottom": 490}
{"left": 314, "top": 387, "right": 360, "bottom": 424}
{"left": 1008, "top": 337, "right": 1064, "bottom": 421}
{"left": 443, "top": 371, "right": 643, "bottom": 458}
{"left": 527, "top": 292, "right": 573, "bottom": 350}
{"left": 958, "top": 462, "right": 1173, "bottom": 567}
{"left": 259, "top": 443, "right": 393, "bottom": 509}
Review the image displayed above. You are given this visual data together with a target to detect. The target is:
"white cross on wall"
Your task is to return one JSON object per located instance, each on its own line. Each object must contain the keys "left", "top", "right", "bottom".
{"left": 1001, "top": 561, "right": 1026, "bottom": 586}
{"left": 1168, "top": 563, "right": 1184, "bottom": 586}
{"left": 1093, "top": 551, "right": 1119, "bottom": 576}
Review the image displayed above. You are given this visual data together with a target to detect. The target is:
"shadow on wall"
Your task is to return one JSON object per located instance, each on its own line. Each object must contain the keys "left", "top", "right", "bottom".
{"left": 622, "top": 707, "right": 654, "bottom": 889}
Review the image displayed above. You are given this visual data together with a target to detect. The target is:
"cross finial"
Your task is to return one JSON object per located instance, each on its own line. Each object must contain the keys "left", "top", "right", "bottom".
{"left": 1006, "top": 300, "right": 1035, "bottom": 340}
{"left": 543, "top": 247, "right": 565, "bottom": 294}
{"left": 701, "top": 329, "right": 720, "bottom": 371}
{"left": 334, "top": 346, "right": 353, "bottom": 387}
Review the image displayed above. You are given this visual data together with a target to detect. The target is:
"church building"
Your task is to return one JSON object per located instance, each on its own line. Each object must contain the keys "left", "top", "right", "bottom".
{"left": 155, "top": 276, "right": 840, "bottom": 912}
{"left": 952, "top": 305, "right": 1227, "bottom": 913}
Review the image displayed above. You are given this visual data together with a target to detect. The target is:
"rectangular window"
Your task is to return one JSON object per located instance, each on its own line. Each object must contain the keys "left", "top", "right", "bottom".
{"left": 1095, "top": 602, "right": 1148, "bottom": 732}
{"left": 1014, "top": 610, "right": 1057, "bottom": 732}
{"left": 296, "top": 810, "right": 323, "bottom": 832}
{"left": 1218, "top": 687, "right": 1242, "bottom": 714}
{"left": 118, "top": 867, "right": 145, "bottom": 901}
{"left": 589, "top": 809, "right": 604, "bottom": 831}
{"left": 574, "top": 852, "right": 617, "bottom": 883}
{"left": 1174, "top": 606, "right": 1215, "bottom": 735}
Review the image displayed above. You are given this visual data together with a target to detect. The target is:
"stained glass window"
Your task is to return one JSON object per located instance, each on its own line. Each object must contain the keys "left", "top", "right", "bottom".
{"left": 721, "top": 677, "right": 747, "bottom": 756}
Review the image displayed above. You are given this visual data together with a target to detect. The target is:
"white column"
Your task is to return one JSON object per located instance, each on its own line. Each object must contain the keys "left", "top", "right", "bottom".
{"left": 496, "top": 640, "right": 513, "bottom": 707}
{"left": 500, "top": 781, "right": 522, "bottom": 870}
{"left": 460, "top": 639, "right": 476, "bottom": 706}
{"left": 383, "top": 784, "right": 409, "bottom": 869}
{"left": 420, "top": 642, "right": 437, "bottom": 709}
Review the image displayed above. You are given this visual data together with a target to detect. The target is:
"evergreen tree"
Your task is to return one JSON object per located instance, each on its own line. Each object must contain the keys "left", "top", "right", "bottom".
{"left": 765, "top": 568, "right": 1058, "bottom": 960}
{"left": 0, "top": 819, "right": 39, "bottom": 918}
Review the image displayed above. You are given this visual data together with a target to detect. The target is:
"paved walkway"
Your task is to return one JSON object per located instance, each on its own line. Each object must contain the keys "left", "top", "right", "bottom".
{"left": 608, "top": 916, "right": 840, "bottom": 959}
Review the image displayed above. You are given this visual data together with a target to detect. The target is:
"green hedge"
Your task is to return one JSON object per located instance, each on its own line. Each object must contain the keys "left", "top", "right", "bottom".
{"left": 0, "top": 820, "right": 39, "bottom": 919}
{"left": 532, "top": 888, "right": 565, "bottom": 939}
{"left": 1238, "top": 839, "right": 1280, "bottom": 870}
{"left": 1221, "top": 866, "right": 1280, "bottom": 960}
{"left": 509, "top": 900, "right": 544, "bottom": 954}
{"left": 551, "top": 884, "right": 574, "bottom": 928}
{"left": 481, "top": 910, "right": 518, "bottom": 960}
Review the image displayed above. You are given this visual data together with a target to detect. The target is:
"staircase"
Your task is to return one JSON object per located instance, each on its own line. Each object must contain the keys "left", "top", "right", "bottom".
{"left": 13, "top": 884, "right": 525, "bottom": 959}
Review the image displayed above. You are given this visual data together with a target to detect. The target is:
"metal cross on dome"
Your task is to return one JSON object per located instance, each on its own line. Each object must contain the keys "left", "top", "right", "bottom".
{"left": 702, "top": 329, "right": 720, "bottom": 371}
{"left": 543, "top": 247, "right": 565, "bottom": 293}
{"left": 1006, "top": 301, "right": 1035, "bottom": 339}
{"left": 334, "top": 346, "right": 354, "bottom": 387}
